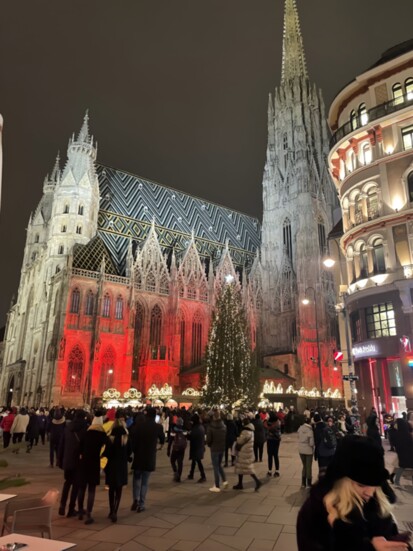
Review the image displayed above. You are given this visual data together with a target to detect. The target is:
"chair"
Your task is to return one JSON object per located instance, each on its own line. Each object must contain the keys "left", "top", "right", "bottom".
{"left": 11, "top": 505, "right": 52, "bottom": 538}
{"left": 1, "top": 489, "right": 59, "bottom": 537}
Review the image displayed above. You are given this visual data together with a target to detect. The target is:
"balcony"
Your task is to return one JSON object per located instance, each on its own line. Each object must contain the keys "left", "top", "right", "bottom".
{"left": 330, "top": 91, "right": 413, "bottom": 148}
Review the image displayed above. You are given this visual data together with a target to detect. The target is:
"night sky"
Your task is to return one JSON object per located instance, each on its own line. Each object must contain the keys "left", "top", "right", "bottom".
{"left": 1, "top": 0, "right": 413, "bottom": 326}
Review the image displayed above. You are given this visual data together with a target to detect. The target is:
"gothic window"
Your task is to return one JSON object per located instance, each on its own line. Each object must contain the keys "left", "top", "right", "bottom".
{"left": 146, "top": 272, "right": 156, "bottom": 293}
{"left": 99, "top": 346, "right": 115, "bottom": 393}
{"left": 372, "top": 238, "right": 386, "bottom": 274}
{"left": 192, "top": 311, "right": 203, "bottom": 367}
{"left": 179, "top": 285, "right": 185, "bottom": 298}
{"left": 61, "top": 225, "right": 67, "bottom": 233}
{"left": 187, "top": 282, "right": 197, "bottom": 300}
{"left": 66, "top": 345, "right": 83, "bottom": 392}
{"left": 34, "top": 234, "right": 39, "bottom": 243}
{"left": 115, "top": 296, "right": 123, "bottom": 320}
{"left": 358, "top": 103, "right": 368, "bottom": 125}
{"left": 78, "top": 205, "right": 84, "bottom": 215}
{"left": 133, "top": 303, "right": 144, "bottom": 371}
{"left": 76, "top": 226, "right": 82, "bottom": 235}
{"left": 199, "top": 283, "right": 208, "bottom": 302}
{"left": 70, "top": 288, "right": 80, "bottom": 314}
{"left": 317, "top": 220, "right": 326, "bottom": 255}
{"left": 392, "top": 83, "right": 403, "bottom": 105}
{"left": 359, "top": 244, "right": 368, "bottom": 279}
{"left": 408, "top": 172, "right": 413, "bottom": 203}
{"left": 159, "top": 274, "right": 169, "bottom": 295}
{"left": 179, "top": 312, "right": 186, "bottom": 367}
{"left": 283, "top": 218, "right": 292, "bottom": 261}
{"left": 283, "top": 133, "right": 288, "bottom": 152}
{"left": 58, "top": 245, "right": 64, "bottom": 254}
{"left": 350, "top": 110, "right": 357, "bottom": 131}
{"left": 63, "top": 204, "right": 69, "bottom": 214}
{"left": 149, "top": 305, "right": 162, "bottom": 348}
{"left": 402, "top": 125, "right": 413, "bottom": 150}
{"left": 102, "top": 293, "right": 111, "bottom": 318}
{"left": 361, "top": 143, "right": 372, "bottom": 165}
{"left": 85, "top": 291, "right": 94, "bottom": 316}
{"left": 406, "top": 78, "right": 413, "bottom": 100}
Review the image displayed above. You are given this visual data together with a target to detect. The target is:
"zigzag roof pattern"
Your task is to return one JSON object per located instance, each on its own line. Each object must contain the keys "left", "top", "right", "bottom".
{"left": 96, "top": 164, "right": 261, "bottom": 275}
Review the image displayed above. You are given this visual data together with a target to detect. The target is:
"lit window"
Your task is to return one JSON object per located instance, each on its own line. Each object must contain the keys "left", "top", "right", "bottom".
{"left": 192, "top": 312, "right": 203, "bottom": 367}
{"left": 366, "top": 302, "right": 396, "bottom": 338}
{"left": 405, "top": 78, "right": 413, "bottom": 100}
{"left": 358, "top": 103, "right": 368, "bottom": 126}
{"left": 63, "top": 204, "right": 69, "bottom": 214}
{"left": 402, "top": 125, "right": 413, "bottom": 150}
{"left": 392, "top": 83, "right": 404, "bottom": 105}
{"left": 65, "top": 345, "right": 83, "bottom": 392}
{"left": 70, "top": 288, "right": 80, "bottom": 314}
{"left": 350, "top": 110, "right": 357, "bottom": 131}
{"left": 347, "top": 150, "right": 356, "bottom": 172}
{"left": 115, "top": 296, "right": 123, "bottom": 320}
{"left": 359, "top": 244, "right": 368, "bottom": 279}
{"left": 361, "top": 143, "right": 372, "bottom": 165}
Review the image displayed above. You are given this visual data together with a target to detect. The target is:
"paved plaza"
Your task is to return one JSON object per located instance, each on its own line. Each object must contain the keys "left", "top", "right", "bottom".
{"left": 1, "top": 434, "right": 412, "bottom": 551}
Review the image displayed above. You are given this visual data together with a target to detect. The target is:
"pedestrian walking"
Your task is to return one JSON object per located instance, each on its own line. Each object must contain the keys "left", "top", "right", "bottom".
{"left": 297, "top": 417, "right": 314, "bottom": 488}
{"left": 366, "top": 411, "right": 383, "bottom": 449}
{"left": 233, "top": 416, "right": 262, "bottom": 491}
{"left": 130, "top": 407, "right": 165, "bottom": 513}
{"left": 252, "top": 413, "right": 266, "bottom": 462}
{"left": 10, "top": 407, "right": 29, "bottom": 449}
{"left": 167, "top": 417, "right": 187, "bottom": 482}
{"left": 392, "top": 418, "right": 413, "bottom": 487}
{"left": 25, "top": 408, "right": 39, "bottom": 452}
{"left": 264, "top": 411, "right": 281, "bottom": 477}
{"left": 36, "top": 408, "right": 47, "bottom": 445}
{"left": 224, "top": 413, "right": 238, "bottom": 467}
{"left": 206, "top": 409, "right": 228, "bottom": 493}
{"left": 187, "top": 414, "right": 206, "bottom": 483}
{"left": 49, "top": 408, "right": 66, "bottom": 467}
{"left": 1, "top": 407, "right": 16, "bottom": 448}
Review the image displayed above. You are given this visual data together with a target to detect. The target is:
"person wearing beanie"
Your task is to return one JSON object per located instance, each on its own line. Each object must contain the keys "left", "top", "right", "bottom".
{"left": 77, "top": 412, "right": 108, "bottom": 525}
{"left": 187, "top": 414, "right": 206, "bottom": 483}
{"left": 297, "top": 436, "right": 410, "bottom": 551}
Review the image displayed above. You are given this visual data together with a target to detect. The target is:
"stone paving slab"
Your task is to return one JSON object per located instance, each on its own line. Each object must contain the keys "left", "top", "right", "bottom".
{"left": 0, "top": 434, "right": 411, "bottom": 550}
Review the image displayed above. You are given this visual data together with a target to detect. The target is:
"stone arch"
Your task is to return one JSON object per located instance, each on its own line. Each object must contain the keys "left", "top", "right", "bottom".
{"left": 99, "top": 345, "right": 116, "bottom": 393}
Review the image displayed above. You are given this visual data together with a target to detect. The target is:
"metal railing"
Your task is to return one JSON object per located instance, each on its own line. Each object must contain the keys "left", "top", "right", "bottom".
{"left": 330, "top": 91, "right": 413, "bottom": 148}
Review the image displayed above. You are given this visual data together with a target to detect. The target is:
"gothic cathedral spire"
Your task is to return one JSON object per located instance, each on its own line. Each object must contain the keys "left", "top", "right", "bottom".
{"left": 281, "top": 0, "right": 308, "bottom": 83}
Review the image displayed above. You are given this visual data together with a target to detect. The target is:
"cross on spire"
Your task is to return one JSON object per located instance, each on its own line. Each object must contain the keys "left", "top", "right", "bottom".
{"left": 281, "top": 0, "right": 308, "bottom": 83}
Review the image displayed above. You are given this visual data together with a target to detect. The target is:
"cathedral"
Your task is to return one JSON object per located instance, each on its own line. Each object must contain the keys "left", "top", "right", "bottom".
{"left": 0, "top": 0, "right": 343, "bottom": 408}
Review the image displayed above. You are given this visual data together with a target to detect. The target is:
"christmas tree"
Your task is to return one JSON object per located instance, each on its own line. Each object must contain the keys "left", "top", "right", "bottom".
{"left": 204, "top": 280, "right": 259, "bottom": 408}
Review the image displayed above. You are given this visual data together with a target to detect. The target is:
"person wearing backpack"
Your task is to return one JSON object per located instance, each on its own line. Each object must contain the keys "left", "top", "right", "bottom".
{"left": 317, "top": 416, "right": 337, "bottom": 478}
{"left": 167, "top": 417, "right": 187, "bottom": 482}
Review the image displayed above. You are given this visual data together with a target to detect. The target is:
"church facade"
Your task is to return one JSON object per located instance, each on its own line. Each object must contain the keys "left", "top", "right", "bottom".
{"left": 0, "top": 0, "right": 342, "bottom": 408}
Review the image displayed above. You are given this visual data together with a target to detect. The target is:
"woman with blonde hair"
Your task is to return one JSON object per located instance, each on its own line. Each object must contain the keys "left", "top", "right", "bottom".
{"left": 297, "top": 435, "right": 411, "bottom": 550}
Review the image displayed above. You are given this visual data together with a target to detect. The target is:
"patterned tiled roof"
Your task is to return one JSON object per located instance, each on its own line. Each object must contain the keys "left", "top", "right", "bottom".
{"left": 96, "top": 165, "right": 261, "bottom": 275}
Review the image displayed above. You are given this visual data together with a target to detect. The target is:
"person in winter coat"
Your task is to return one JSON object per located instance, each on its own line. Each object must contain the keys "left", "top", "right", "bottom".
{"left": 317, "top": 416, "right": 337, "bottom": 477}
{"left": 49, "top": 409, "right": 66, "bottom": 467}
{"left": 206, "top": 409, "right": 228, "bottom": 493}
{"left": 233, "top": 416, "right": 262, "bottom": 491}
{"left": 393, "top": 418, "right": 413, "bottom": 487}
{"left": 1, "top": 407, "right": 16, "bottom": 448}
{"left": 297, "top": 436, "right": 410, "bottom": 551}
{"left": 366, "top": 412, "right": 383, "bottom": 449}
{"left": 224, "top": 413, "right": 238, "bottom": 467}
{"left": 104, "top": 413, "right": 131, "bottom": 522}
{"left": 77, "top": 413, "right": 108, "bottom": 524}
{"left": 10, "top": 407, "right": 29, "bottom": 447}
{"left": 263, "top": 412, "right": 281, "bottom": 477}
{"left": 167, "top": 417, "right": 187, "bottom": 482}
{"left": 36, "top": 408, "right": 48, "bottom": 445}
{"left": 252, "top": 414, "right": 266, "bottom": 462}
{"left": 297, "top": 418, "right": 314, "bottom": 488}
{"left": 187, "top": 414, "right": 206, "bottom": 483}
{"left": 25, "top": 408, "right": 39, "bottom": 452}
{"left": 58, "top": 409, "right": 87, "bottom": 518}
{"left": 130, "top": 407, "right": 165, "bottom": 513}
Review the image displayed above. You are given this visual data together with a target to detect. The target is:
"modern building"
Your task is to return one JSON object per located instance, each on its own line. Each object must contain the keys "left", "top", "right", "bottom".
{"left": 328, "top": 39, "right": 413, "bottom": 414}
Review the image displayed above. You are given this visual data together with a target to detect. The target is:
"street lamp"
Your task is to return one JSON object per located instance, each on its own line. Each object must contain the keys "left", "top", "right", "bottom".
{"left": 302, "top": 286, "right": 323, "bottom": 395}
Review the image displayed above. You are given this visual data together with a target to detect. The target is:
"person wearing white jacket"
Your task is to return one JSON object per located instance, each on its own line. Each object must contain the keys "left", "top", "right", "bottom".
{"left": 297, "top": 418, "right": 315, "bottom": 488}
{"left": 10, "top": 407, "right": 30, "bottom": 446}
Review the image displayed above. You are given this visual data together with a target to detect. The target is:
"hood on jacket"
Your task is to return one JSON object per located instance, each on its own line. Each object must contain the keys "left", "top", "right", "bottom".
{"left": 210, "top": 419, "right": 225, "bottom": 429}
{"left": 242, "top": 422, "right": 255, "bottom": 432}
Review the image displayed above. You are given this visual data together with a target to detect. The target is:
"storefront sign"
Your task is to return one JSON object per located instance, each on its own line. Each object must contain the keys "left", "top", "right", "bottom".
{"left": 352, "top": 342, "right": 380, "bottom": 360}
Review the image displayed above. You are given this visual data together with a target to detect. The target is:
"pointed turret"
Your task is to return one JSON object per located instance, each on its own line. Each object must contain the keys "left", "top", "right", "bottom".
{"left": 77, "top": 110, "right": 90, "bottom": 142}
{"left": 281, "top": 0, "right": 308, "bottom": 83}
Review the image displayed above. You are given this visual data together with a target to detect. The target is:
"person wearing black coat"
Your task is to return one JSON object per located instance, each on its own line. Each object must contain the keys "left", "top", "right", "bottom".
{"left": 187, "top": 414, "right": 206, "bottom": 483}
{"left": 366, "top": 413, "right": 382, "bottom": 449}
{"left": 36, "top": 408, "right": 48, "bottom": 445}
{"left": 224, "top": 414, "right": 238, "bottom": 467}
{"left": 49, "top": 409, "right": 66, "bottom": 467}
{"left": 130, "top": 407, "right": 165, "bottom": 513}
{"left": 393, "top": 418, "right": 413, "bottom": 486}
{"left": 252, "top": 414, "right": 266, "bottom": 462}
{"left": 297, "top": 435, "right": 410, "bottom": 551}
{"left": 77, "top": 414, "right": 108, "bottom": 525}
{"left": 104, "top": 415, "right": 132, "bottom": 522}
{"left": 57, "top": 409, "right": 87, "bottom": 517}
{"left": 26, "top": 409, "right": 39, "bottom": 452}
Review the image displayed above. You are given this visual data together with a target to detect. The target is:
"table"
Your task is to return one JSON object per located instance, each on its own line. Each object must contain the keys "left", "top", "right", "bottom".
{"left": 0, "top": 534, "right": 75, "bottom": 550}
{"left": 0, "top": 496, "right": 16, "bottom": 504}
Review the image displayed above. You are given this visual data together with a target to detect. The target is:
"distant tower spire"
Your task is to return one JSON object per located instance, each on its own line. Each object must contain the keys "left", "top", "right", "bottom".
{"left": 77, "top": 109, "right": 90, "bottom": 142}
{"left": 50, "top": 151, "right": 61, "bottom": 183}
{"left": 281, "top": 0, "right": 308, "bottom": 83}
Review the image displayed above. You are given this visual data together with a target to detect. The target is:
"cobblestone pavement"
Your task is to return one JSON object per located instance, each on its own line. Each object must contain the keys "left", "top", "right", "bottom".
{"left": 1, "top": 434, "right": 412, "bottom": 551}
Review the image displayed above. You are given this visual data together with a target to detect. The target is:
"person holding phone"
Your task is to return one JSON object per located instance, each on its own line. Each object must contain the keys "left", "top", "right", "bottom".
{"left": 297, "top": 435, "right": 411, "bottom": 551}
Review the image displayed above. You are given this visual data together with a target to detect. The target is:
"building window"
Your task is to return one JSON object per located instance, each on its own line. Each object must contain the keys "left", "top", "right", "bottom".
{"left": 31, "top": 252, "right": 37, "bottom": 261}
{"left": 149, "top": 305, "right": 162, "bottom": 350}
{"left": 61, "top": 225, "right": 67, "bottom": 233}
{"left": 99, "top": 346, "right": 115, "bottom": 393}
{"left": 318, "top": 221, "right": 326, "bottom": 254}
{"left": 366, "top": 302, "right": 396, "bottom": 338}
{"left": 63, "top": 204, "right": 69, "bottom": 214}
{"left": 350, "top": 110, "right": 357, "bottom": 131}
{"left": 405, "top": 77, "right": 413, "bottom": 100}
{"left": 358, "top": 103, "right": 368, "bottom": 126}
{"left": 192, "top": 312, "right": 203, "bottom": 367}
{"left": 146, "top": 273, "right": 156, "bottom": 293}
{"left": 367, "top": 188, "right": 379, "bottom": 219}
{"left": 408, "top": 171, "right": 413, "bottom": 203}
{"left": 350, "top": 311, "right": 362, "bottom": 343}
{"left": 347, "top": 149, "right": 356, "bottom": 172}
{"left": 361, "top": 143, "right": 372, "bottom": 165}
{"left": 76, "top": 226, "right": 82, "bottom": 235}
{"left": 85, "top": 291, "right": 94, "bottom": 316}
{"left": 65, "top": 345, "right": 83, "bottom": 392}
{"left": 402, "top": 125, "right": 413, "bottom": 150}
{"left": 102, "top": 293, "right": 111, "bottom": 318}
{"left": 392, "top": 83, "right": 404, "bottom": 105}
{"left": 359, "top": 244, "right": 368, "bottom": 279}
{"left": 70, "top": 288, "right": 80, "bottom": 314}
{"left": 78, "top": 205, "right": 84, "bottom": 215}
{"left": 283, "top": 133, "right": 288, "bottom": 151}
{"left": 115, "top": 296, "right": 123, "bottom": 320}
{"left": 372, "top": 238, "right": 386, "bottom": 274}
{"left": 283, "top": 218, "right": 292, "bottom": 261}
{"left": 58, "top": 245, "right": 64, "bottom": 255}
{"left": 187, "top": 285, "right": 197, "bottom": 300}
{"left": 159, "top": 274, "right": 169, "bottom": 295}
{"left": 34, "top": 234, "right": 39, "bottom": 243}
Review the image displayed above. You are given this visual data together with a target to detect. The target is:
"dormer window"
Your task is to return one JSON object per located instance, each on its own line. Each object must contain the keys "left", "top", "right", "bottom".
{"left": 61, "top": 225, "right": 67, "bottom": 233}
{"left": 63, "top": 204, "right": 69, "bottom": 214}
{"left": 78, "top": 205, "right": 84, "bottom": 215}
{"left": 76, "top": 226, "right": 82, "bottom": 235}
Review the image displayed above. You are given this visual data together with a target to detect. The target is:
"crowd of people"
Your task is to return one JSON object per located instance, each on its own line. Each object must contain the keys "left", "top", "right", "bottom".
{"left": 0, "top": 403, "right": 411, "bottom": 549}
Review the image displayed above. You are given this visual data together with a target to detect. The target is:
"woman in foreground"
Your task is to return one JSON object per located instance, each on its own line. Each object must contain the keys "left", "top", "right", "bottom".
{"left": 297, "top": 435, "right": 411, "bottom": 551}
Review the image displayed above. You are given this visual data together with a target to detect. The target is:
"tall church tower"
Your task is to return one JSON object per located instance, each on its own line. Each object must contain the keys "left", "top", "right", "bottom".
{"left": 260, "top": 0, "right": 338, "bottom": 391}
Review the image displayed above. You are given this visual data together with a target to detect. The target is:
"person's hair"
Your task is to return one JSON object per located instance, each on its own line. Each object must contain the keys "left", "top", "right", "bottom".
{"left": 323, "top": 477, "right": 392, "bottom": 524}
{"left": 212, "top": 409, "right": 221, "bottom": 421}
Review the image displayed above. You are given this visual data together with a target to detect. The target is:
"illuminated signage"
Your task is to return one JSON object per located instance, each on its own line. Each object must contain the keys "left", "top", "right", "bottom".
{"left": 352, "top": 343, "right": 379, "bottom": 359}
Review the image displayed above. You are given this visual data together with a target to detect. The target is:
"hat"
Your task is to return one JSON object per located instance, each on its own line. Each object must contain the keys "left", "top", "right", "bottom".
{"left": 325, "top": 435, "right": 388, "bottom": 487}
